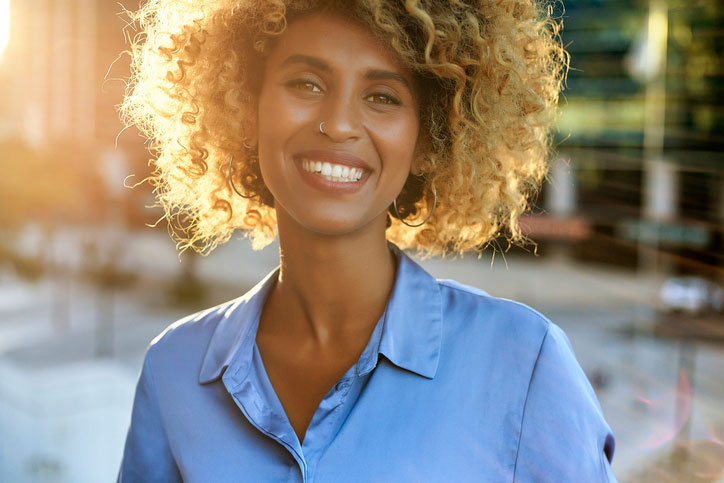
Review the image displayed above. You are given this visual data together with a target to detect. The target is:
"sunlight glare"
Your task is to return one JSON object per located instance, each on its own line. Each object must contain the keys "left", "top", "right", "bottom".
{"left": 0, "top": 0, "right": 9, "bottom": 61}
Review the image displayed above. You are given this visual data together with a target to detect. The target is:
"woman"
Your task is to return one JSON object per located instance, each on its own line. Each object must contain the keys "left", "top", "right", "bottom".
{"left": 118, "top": 0, "right": 616, "bottom": 481}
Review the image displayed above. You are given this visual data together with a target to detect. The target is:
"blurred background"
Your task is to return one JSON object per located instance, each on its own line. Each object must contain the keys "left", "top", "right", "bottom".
{"left": 0, "top": 0, "right": 722, "bottom": 481}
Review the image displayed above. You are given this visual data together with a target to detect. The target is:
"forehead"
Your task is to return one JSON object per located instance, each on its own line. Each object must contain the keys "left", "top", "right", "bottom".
{"left": 265, "top": 11, "right": 413, "bottom": 82}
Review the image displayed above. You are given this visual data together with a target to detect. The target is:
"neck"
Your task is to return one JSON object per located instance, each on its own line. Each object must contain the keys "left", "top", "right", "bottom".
{"left": 263, "top": 209, "right": 397, "bottom": 347}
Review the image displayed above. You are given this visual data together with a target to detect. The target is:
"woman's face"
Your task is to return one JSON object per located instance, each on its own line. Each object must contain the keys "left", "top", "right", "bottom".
{"left": 255, "top": 11, "right": 421, "bottom": 237}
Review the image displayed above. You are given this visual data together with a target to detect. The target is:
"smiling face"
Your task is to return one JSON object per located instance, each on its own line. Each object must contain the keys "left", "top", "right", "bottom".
{"left": 255, "top": 10, "right": 421, "bottom": 238}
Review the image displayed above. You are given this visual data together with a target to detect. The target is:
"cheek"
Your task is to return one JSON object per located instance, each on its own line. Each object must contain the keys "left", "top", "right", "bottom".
{"left": 256, "top": 92, "right": 288, "bottom": 192}
{"left": 257, "top": 89, "right": 315, "bottom": 158}
{"left": 257, "top": 90, "right": 287, "bottom": 146}
{"left": 375, "top": 114, "right": 420, "bottom": 180}
{"left": 257, "top": 93, "right": 295, "bottom": 169}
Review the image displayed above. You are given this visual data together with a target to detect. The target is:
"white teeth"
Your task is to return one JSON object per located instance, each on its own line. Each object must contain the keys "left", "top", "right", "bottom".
{"left": 300, "top": 159, "right": 364, "bottom": 182}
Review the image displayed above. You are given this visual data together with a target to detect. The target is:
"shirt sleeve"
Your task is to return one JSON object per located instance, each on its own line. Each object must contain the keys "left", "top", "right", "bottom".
{"left": 514, "top": 323, "right": 617, "bottom": 482}
{"left": 117, "top": 348, "right": 183, "bottom": 483}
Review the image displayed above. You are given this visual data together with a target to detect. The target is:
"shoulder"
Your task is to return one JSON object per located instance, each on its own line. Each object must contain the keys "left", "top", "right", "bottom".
{"left": 432, "top": 278, "right": 616, "bottom": 478}
{"left": 434, "top": 278, "right": 591, "bottom": 394}
{"left": 434, "top": 276, "right": 596, "bottom": 399}
{"left": 437, "top": 277, "right": 549, "bottom": 323}
{"left": 142, "top": 298, "right": 239, "bottom": 371}
{"left": 432, "top": 277, "right": 599, "bottom": 412}
{"left": 433, "top": 277, "right": 557, "bottom": 402}
{"left": 436, "top": 277, "right": 551, "bottom": 351}
{"left": 514, "top": 311, "right": 616, "bottom": 480}
{"left": 150, "top": 300, "right": 231, "bottom": 348}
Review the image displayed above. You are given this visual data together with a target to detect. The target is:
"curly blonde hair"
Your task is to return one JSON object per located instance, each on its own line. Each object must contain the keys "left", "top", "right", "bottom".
{"left": 121, "top": 0, "right": 567, "bottom": 257}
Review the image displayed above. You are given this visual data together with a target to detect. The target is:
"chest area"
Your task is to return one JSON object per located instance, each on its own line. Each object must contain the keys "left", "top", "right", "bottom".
{"left": 174, "top": 370, "right": 521, "bottom": 483}
{"left": 255, "top": 334, "right": 365, "bottom": 442}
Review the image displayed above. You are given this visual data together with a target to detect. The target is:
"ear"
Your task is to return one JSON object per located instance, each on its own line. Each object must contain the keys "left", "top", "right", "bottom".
{"left": 410, "top": 158, "right": 422, "bottom": 176}
{"left": 243, "top": 117, "right": 258, "bottom": 149}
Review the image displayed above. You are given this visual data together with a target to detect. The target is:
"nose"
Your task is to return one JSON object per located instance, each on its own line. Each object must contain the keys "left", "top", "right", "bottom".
{"left": 319, "top": 90, "right": 362, "bottom": 143}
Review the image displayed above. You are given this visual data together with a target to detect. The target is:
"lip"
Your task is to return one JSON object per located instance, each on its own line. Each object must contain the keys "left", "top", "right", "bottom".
{"left": 293, "top": 151, "right": 371, "bottom": 195}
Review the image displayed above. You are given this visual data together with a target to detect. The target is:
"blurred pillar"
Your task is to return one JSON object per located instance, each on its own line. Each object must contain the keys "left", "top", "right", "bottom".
{"left": 76, "top": 0, "right": 96, "bottom": 141}
{"left": 49, "top": 0, "right": 73, "bottom": 137}
{"left": 640, "top": 0, "right": 676, "bottom": 278}
{"left": 719, "top": 176, "right": 724, "bottom": 285}
{"left": 644, "top": 161, "right": 677, "bottom": 220}
{"left": 94, "top": 149, "right": 130, "bottom": 358}
{"left": 23, "top": 0, "right": 50, "bottom": 146}
{"left": 719, "top": 176, "right": 724, "bottom": 224}
{"left": 545, "top": 157, "right": 576, "bottom": 259}
{"left": 547, "top": 157, "right": 576, "bottom": 217}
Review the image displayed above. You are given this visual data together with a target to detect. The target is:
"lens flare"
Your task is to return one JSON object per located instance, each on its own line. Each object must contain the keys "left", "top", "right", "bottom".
{"left": 634, "top": 368, "right": 693, "bottom": 449}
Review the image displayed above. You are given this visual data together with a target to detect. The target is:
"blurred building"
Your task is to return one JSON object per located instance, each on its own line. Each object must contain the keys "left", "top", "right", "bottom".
{"left": 529, "top": 0, "right": 724, "bottom": 282}
{"left": 0, "top": 0, "right": 155, "bottom": 228}
{"left": 2, "top": 0, "right": 96, "bottom": 144}
{"left": 1, "top": 0, "right": 721, "bottom": 278}
{"left": 1, "top": 0, "right": 143, "bottom": 146}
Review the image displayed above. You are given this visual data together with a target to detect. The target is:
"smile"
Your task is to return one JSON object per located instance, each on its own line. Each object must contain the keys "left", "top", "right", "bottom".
{"left": 300, "top": 158, "right": 364, "bottom": 183}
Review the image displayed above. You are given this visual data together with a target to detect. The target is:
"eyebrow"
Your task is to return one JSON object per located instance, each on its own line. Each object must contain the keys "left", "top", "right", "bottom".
{"left": 280, "top": 54, "right": 412, "bottom": 91}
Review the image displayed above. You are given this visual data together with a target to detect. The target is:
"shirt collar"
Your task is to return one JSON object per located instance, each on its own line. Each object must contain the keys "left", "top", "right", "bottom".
{"left": 198, "top": 242, "right": 443, "bottom": 385}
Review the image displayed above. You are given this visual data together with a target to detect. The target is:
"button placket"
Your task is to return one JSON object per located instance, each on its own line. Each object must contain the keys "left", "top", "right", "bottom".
{"left": 224, "top": 345, "right": 309, "bottom": 481}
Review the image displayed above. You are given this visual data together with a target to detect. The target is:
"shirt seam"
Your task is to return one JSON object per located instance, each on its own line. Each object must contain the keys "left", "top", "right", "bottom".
{"left": 511, "top": 324, "right": 551, "bottom": 482}
{"left": 437, "top": 281, "right": 548, "bottom": 317}
{"left": 438, "top": 280, "right": 554, "bottom": 329}
{"left": 121, "top": 466, "right": 152, "bottom": 482}
{"left": 144, "top": 350, "right": 182, "bottom": 476}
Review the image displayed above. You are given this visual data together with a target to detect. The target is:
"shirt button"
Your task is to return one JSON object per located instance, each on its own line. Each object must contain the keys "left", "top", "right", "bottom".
{"left": 335, "top": 381, "right": 350, "bottom": 391}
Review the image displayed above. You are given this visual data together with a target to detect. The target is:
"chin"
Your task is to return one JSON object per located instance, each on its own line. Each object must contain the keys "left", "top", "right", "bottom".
{"left": 300, "top": 217, "right": 367, "bottom": 237}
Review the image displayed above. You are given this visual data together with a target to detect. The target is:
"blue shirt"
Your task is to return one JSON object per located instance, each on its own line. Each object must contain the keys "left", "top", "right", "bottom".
{"left": 118, "top": 242, "right": 617, "bottom": 482}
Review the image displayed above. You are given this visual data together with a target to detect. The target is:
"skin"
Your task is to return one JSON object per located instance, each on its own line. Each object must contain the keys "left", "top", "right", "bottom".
{"left": 250, "top": 11, "right": 423, "bottom": 444}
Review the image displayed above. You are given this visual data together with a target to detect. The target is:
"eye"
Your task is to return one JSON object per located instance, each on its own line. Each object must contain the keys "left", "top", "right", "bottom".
{"left": 285, "top": 79, "right": 322, "bottom": 93}
{"left": 366, "top": 92, "right": 401, "bottom": 106}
